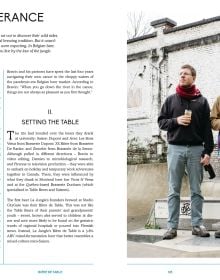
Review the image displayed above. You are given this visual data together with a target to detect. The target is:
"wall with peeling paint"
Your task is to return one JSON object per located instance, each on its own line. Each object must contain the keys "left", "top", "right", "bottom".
{"left": 127, "top": 16, "right": 220, "bottom": 176}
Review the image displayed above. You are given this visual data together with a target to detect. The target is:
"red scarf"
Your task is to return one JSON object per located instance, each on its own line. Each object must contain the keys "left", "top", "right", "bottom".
{"left": 176, "top": 84, "right": 201, "bottom": 100}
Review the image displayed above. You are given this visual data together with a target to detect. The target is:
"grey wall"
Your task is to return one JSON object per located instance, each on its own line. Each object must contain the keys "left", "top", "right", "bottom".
{"left": 127, "top": 163, "right": 220, "bottom": 218}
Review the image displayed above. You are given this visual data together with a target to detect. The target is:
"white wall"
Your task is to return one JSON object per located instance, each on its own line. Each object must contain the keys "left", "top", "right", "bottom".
{"left": 127, "top": 17, "right": 220, "bottom": 163}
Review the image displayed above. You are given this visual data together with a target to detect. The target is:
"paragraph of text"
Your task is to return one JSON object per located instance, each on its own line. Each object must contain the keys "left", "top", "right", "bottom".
{"left": 6, "top": 130, "right": 94, "bottom": 192}
{"left": 6, "top": 197, "right": 94, "bottom": 243}
{"left": 0, "top": 33, "right": 58, "bottom": 54}
{"left": 6, "top": 69, "right": 94, "bottom": 95}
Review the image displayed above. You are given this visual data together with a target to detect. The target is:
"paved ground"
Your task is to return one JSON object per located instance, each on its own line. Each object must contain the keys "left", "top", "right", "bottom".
{"left": 127, "top": 216, "right": 220, "bottom": 258}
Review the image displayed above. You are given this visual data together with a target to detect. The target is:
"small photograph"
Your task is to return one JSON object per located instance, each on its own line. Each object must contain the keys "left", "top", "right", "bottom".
{"left": 127, "top": 12, "right": 220, "bottom": 258}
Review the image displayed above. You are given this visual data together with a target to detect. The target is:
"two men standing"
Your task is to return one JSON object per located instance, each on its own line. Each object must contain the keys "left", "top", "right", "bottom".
{"left": 158, "top": 64, "right": 216, "bottom": 239}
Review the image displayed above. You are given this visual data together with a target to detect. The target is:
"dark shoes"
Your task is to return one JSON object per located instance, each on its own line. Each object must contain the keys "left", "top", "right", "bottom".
{"left": 163, "top": 225, "right": 211, "bottom": 240}
{"left": 163, "top": 228, "right": 177, "bottom": 240}
{"left": 192, "top": 225, "right": 210, "bottom": 237}
{"left": 215, "top": 230, "right": 220, "bottom": 238}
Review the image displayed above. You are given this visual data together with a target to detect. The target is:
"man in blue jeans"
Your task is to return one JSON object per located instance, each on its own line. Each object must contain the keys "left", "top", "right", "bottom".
{"left": 158, "top": 64, "right": 214, "bottom": 239}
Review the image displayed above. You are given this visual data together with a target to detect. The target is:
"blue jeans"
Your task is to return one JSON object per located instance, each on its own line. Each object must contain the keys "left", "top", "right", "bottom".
{"left": 167, "top": 144, "right": 204, "bottom": 229}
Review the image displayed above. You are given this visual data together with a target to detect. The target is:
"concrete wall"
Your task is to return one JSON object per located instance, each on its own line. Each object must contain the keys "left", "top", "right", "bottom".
{"left": 127, "top": 163, "right": 220, "bottom": 219}
{"left": 127, "top": 163, "right": 187, "bottom": 217}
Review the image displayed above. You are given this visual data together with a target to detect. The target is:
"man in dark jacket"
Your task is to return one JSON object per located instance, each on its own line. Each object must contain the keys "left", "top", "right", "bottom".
{"left": 158, "top": 64, "right": 214, "bottom": 240}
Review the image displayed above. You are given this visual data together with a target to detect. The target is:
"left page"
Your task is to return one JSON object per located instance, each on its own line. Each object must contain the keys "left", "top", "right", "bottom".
{"left": 0, "top": 0, "right": 126, "bottom": 279}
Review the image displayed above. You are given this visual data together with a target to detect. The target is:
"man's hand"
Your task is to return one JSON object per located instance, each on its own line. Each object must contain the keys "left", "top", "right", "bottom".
{"left": 177, "top": 115, "right": 191, "bottom": 126}
{"left": 200, "top": 154, "right": 210, "bottom": 166}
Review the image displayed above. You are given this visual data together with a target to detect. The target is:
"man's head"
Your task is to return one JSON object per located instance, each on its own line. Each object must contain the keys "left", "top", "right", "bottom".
{"left": 179, "top": 64, "right": 196, "bottom": 87}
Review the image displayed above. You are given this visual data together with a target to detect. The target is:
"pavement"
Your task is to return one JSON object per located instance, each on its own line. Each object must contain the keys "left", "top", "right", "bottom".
{"left": 127, "top": 216, "right": 220, "bottom": 258}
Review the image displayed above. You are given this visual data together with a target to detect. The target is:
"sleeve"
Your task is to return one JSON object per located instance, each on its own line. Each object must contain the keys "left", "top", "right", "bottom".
{"left": 210, "top": 96, "right": 220, "bottom": 130}
{"left": 202, "top": 99, "right": 214, "bottom": 156}
{"left": 157, "top": 97, "right": 179, "bottom": 132}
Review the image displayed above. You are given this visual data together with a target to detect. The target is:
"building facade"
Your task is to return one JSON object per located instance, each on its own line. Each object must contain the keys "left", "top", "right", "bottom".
{"left": 127, "top": 16, "right": 220, "bottom": 175}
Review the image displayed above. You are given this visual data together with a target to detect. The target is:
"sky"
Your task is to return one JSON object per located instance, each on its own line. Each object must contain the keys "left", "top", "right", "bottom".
{"left": 127, "top": 0, "right": 220, "bottom": 27}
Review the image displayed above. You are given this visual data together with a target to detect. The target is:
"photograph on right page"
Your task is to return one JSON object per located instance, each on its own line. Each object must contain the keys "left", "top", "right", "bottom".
{"left": 127, "top": 11, "right": 220, "bottom": 258}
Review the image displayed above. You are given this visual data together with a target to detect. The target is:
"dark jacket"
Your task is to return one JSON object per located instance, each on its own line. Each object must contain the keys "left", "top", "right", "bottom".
{"left": 158, "top": 93, "right": 214, "bottom": 156}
